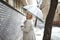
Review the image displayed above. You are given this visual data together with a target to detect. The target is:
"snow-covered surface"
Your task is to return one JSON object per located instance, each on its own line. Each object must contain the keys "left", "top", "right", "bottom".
{"left": 36, "top": 22, "right": 60, "bottom": 40}
{"left": 21, "top": 23, "right": 60, "bottom": 40}
{"left": 51, "top": 27, "right": 60, "bottom": 40}
{"left": 58, "top": 0, "right": 60, "bottom": 2}
{"left": 33, "top": 25, "right": 60, "bottom": 40}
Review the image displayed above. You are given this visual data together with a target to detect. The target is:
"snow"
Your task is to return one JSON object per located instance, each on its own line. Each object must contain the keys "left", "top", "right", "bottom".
{"left": 58, "top": 0, "right": 60, "bottom": 2}
{"left": 21, "top": 23, "right": 60, "bottom": 40}
{"left": 34, "top": 22, "right": 60, "bottom": 40}
{"left": 51, "top": 27, "right": 60, "bottom": 40}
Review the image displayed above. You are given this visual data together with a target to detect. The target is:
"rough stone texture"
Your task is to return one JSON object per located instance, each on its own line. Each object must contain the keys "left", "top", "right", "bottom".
{"left": 0, "top": 2, "right": 25, "bottom": 40}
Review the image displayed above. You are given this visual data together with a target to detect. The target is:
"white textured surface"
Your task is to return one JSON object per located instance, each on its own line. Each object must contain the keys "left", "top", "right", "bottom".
{"left": 0, "top": 2, "right": 25, "bottom": 40}
{"left": 23, "top": 5, "right": 43, "bottom": 20}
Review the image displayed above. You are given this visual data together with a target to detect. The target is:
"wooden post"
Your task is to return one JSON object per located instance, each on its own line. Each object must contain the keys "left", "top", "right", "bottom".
{"left": 35, "top": 18, "right": 37, "bottom": 27}
{"left": 6, "top": 0, "right": 9, "bottom": 3}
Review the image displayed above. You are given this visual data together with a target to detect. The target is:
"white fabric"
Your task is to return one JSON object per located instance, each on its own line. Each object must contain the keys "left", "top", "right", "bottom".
{"left": 23, "top": 5, "right": 43, "bottom": 20}
{"left": 33, "top": 27, "right": 44, "bottom": 40}
{"left": 23, "top": 20, "right": 36, "bottom": 40}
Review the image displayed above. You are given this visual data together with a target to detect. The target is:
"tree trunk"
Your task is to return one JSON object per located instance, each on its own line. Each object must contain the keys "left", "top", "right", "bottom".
{"left": 43, "top": 0, "right": 58, "bottom": 40}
